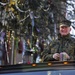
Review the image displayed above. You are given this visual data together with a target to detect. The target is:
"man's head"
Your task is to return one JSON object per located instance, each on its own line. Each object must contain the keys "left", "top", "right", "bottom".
{"left": 59, "top": 20, "right": 71, "bottom": 36}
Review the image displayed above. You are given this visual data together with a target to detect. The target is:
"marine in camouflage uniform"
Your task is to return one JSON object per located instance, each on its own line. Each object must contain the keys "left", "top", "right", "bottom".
{"left": 41, "top": 35, "right": 75, "bottom": 61}
{"left": 41, "top": 20, "right": 75, "bottom": 62}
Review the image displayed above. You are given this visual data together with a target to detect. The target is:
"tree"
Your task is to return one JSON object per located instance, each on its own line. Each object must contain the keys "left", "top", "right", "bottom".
{"left": 0, "top": 0, "right": 73, "bottom": 41}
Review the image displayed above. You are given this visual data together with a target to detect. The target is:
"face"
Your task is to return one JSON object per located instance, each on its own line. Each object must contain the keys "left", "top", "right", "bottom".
{"left": 59, "top": 25, "right": 71, "bottom": 36}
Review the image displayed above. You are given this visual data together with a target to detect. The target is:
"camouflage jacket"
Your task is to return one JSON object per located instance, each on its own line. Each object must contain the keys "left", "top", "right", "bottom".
{"left": 41, "top": 35, "right": 75, "bottom": 62}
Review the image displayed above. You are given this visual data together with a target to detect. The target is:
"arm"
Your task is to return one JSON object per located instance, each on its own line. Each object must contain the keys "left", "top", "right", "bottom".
{"left": 41, "top": 40, "right": 59, "bottom": 62}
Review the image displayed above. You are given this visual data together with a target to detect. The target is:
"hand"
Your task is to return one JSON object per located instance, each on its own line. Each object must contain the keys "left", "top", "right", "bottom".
{"left": 60, "top": 52, "right": 70, "bottom": 59}
{"left": 53, "top": 53, "right": 60, "bottom": 60}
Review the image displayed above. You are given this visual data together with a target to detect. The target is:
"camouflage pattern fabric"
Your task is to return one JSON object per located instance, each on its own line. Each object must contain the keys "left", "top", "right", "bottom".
{"left": 41, "top": 35, "right": 75, "bottom": 62}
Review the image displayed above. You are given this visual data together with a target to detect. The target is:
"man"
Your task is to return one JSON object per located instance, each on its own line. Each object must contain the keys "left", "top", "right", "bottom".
{"left": 41, "top": 20, "right": 75, "bottom": 62}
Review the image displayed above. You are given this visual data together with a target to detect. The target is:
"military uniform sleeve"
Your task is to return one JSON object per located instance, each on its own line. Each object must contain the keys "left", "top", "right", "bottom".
{"left": 41, "top": 41, "right": 57, "bottom": 62}
{"left": 71, "top": 37, "right": 75, "bottom": 60}
{"left": 70, "top": 37, "right": 75, "bottom": 60}
{"left": 72, "top": 38, "right": 75, "bottom": 60}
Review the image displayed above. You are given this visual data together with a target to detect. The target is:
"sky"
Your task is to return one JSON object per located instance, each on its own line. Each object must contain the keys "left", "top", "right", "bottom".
{"left": 66, "top": 0, "right": 75, "bottom": 36}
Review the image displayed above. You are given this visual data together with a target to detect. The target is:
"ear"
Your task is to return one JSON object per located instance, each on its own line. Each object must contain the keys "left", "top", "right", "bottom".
{"left": 69, "top": 27, "right": 71, "bottom": 31}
